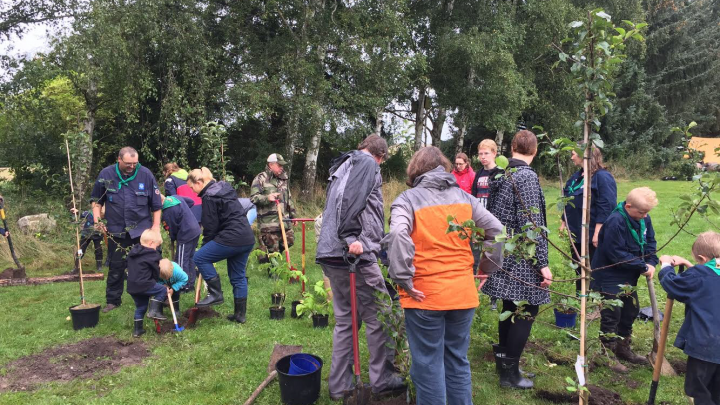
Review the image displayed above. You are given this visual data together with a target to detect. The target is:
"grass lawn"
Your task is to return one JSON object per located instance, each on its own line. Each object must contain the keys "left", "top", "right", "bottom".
{"left": 0, "top": 179, "right": 714, "bottom": 405}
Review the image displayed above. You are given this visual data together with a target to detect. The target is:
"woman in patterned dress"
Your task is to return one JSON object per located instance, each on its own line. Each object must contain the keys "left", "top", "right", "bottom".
{"left": 481, "top": 130, "right": 553, "bottom": 390}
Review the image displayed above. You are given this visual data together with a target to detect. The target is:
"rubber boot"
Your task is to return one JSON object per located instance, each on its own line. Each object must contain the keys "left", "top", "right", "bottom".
{"left": 147, "top": 299, "right": 167, "bottom": 320}
{"left": 133, "top": 319, "right": 145, "bottom": 338}
{"left": 493, "top": 344, "right": 536, "bottom": 378}
{"left": 601, "top": 340, "right": 629, "bottom": 373}
{"left": 197, "top": 276, "right": 224, "bottom": 307}
{"left": 96, "top": 260, "right": 103, "bottom": 273}
{"left": 499, "top": 356, "right": 533, "bottom": 389}
{"left": 227, "top": 298, "right": 247, "bottom": 324}
{"left": 614, "top": 338, "right": 648, "bottom": 365}
{"left": 171, "top": 290, "right": 180, "bottom": 313}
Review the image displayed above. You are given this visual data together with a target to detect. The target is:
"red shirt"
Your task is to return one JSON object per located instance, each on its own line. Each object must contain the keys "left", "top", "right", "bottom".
{"left": 452, "top": 166, "right": 476, "bottom": 194}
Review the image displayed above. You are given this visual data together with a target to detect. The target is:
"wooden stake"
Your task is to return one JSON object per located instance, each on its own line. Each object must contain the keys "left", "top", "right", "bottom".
{"left": 66, "top": 138, "right": 86, "bottom": 306}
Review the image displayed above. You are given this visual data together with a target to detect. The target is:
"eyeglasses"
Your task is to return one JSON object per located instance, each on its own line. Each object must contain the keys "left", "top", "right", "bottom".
{"left": 121, "top": 160, "right": 138, "bottom": 167}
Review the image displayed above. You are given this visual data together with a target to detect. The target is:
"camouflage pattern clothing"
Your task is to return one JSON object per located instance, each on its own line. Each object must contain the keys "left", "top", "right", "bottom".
{"left": 250, "top": 168, "right": 296, "bottom": 258}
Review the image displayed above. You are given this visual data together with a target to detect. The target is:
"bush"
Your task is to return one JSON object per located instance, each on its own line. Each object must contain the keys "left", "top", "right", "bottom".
{"left": 668, "top": 160, "right": 696, "bottom": 179}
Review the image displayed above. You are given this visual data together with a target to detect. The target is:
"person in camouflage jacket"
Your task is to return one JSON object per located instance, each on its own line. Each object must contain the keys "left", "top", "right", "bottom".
{"left": 250, "top": 153, "right": 296, "bottom": 262}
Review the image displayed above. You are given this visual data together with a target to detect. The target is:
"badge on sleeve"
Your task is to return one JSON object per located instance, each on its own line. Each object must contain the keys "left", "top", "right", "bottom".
{"left": 139, "top": 183, "right": 145, "bottom": 190}
{"left": 155, "top": 189, "right": 160, "bottom": 195}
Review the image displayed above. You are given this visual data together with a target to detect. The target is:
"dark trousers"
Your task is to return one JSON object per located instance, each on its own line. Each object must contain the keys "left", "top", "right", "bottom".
{"left": 572, "top": 241, "right": 596, "bottom": 294}
{"left": 106, "top": 234, "right": 140, "bottom": 306}
{"left": 130, "top": 283, "right": 167, "bottom": 319}
{"left": 599, "top": 290, "right": 639, "bottom": 341}
{"left": 686, "top": 356, "right": 720, "bottom": 405}
{"left": 175, "top": 236, "right": 199, "bottom": 289}
{"left": 499, "top": 300, "right": 539, "bottom": 358}
{"left": 79, "top": 236, "right": 103, "bottom": 264}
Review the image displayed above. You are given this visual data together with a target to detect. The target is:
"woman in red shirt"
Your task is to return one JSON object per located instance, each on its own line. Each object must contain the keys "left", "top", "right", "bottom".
{"left": 452, "top": 153, "right": 475, "bottom": 194}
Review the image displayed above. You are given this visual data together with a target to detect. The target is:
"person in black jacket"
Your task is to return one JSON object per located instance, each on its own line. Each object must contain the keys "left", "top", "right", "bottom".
{"left": 591, "top": 187, "right": 659, "bottom": 372}
{"left": 187, "top": 167, "right": 256, "bottom": 324}
{"left": 127, "top": 229, "right": 167, "bottom": 337}
{"left": 161, "top": 194, "right": 201, "bottom": 291}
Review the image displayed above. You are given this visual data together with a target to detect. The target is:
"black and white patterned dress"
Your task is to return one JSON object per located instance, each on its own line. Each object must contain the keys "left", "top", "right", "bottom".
{"left": 481, "top": 160, "right": 550, "bottom": 305}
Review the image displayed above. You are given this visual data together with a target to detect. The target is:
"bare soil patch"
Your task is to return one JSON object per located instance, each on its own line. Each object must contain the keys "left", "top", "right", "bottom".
{"left": 535, "top": 385, "right": 622, "bottom": 405}
{"left": 0, "top": 337, "right": 149, "bottom": 392}
{"left": 154, "top": 307, "right": 220, "bottom": 334}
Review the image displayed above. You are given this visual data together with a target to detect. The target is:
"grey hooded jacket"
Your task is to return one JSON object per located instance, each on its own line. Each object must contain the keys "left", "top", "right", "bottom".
{"left": 316, "top": 150, "right": 384, "bottom": 263}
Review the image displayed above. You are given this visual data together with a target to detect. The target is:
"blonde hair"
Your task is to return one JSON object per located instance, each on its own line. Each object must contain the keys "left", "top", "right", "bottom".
{"left": 140, "top": 229, "right": 163, "bottom": 246}
{"left": 159, "top": 259, "right": 174, "bottom": 280}
{"left": 478, "top": 139, "right": 498, "bottom": 154}
{"left": 692, "top": 231, "right": 720, "bottom": 263}
{"left": 626, "top": 187, "right": 658, "bottom": 211}
{"left": 187, "top": 167, "right": 214, "bottom": 186}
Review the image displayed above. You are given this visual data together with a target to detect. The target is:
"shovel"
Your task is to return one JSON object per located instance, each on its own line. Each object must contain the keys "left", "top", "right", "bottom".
{"left": 646, "top": 276, "right": 676, "bottom": 377}
{"left": 648, "top": 265, "right": 685, "bottom": 405}
{"left": 343, "top": 251, "right": 371, "bottom": 405}
{"left": 0, "top": 196, "right": 23, "bottom": 270}
{"left": 275, "top": 200, "right": 293, "bottom": 267}
{"left": 167, "top": 291, "right": 184, "bottom": 333}
{"left": 243, "top": 344, "right": 303, "bottom": 405}
{"left": 186, "top": 274, "right": 204, "bottom": 327}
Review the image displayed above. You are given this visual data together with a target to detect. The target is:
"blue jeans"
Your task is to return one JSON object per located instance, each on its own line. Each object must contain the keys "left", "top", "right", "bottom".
{"left": 130, "top": 283, "right": 167, "bottom": 319}
{"left": 405, "top": 308, "right": 475, "bottom": 405}
{"left": 194, "top": 241, "right": 253, "bottom": 298}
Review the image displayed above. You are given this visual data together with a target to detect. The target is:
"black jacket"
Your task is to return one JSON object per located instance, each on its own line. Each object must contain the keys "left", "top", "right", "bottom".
{"left": 127, "top": 244, "right": 162, "bottom": 295}
{"left": 199, "top": 180, "right": 255, "bottom": 247}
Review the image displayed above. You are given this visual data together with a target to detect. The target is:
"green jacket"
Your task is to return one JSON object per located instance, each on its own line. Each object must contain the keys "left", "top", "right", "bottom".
{"left": 250, "top": 168, "right": 295, "bottom": 230}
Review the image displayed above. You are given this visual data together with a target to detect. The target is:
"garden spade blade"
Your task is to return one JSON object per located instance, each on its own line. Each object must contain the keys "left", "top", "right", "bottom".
{"left": 243, "top": 344, "right": 302, "bottom": 405}
{"left": 343, "top": 251, "right": 370, "bottom": 405}
{"left": 186, "top": 274, "right": 204, "bottom": 327}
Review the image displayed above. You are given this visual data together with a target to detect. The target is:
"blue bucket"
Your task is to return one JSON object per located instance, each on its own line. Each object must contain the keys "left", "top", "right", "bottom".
{"left": 288, "top": 353, "right": 321, "bottom": 376}
{"left": 554, "top": 308, "right": 577, "bottom": 329}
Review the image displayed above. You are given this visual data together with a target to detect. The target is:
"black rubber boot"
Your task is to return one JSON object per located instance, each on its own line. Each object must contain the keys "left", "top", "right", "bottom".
{"left": 499, "top": 356, "right": 534, "bottom": 389}
{"left": 96, "top": 260, "right": 103, "bottom": 273}
{"left": 147, "top": 298, "right": 167, "bottom": 320}
{"left": 133, "top": 319, "right": 145, "bottom": 338}
{"left": 171, "top": 290, "right": 180, "bottom": 313}
{"left": 197, "top": 276, "right": 224, "bottom": 307}
{"left": 227, "top": 298, "right": 247, "bottom": 324}
{"left": 493, "top": 344, "right": 535, "bottom": 378}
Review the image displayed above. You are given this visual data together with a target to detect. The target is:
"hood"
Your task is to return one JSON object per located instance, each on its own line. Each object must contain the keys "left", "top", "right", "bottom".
{"left": 329, "top": 150, "right": 357, "bottom": 177}
{"left": 507, "top": 158, "right": 529, "bottom": 169}
{"left": 202, "top": 180, "right": 237, "bottom": 200}
{"left": 412, "top": 166, "right": 458, "bottom": 189}
{"left": 172, "top": 169, "right": 188, "bottom": 181}
{"left": 128, "top": 244, "right": 160, "bottom": 258}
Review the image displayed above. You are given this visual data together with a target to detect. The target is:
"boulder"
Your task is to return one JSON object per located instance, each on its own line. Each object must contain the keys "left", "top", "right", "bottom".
{"left": 16, "top": 214, "right": 57, "bottom": 233}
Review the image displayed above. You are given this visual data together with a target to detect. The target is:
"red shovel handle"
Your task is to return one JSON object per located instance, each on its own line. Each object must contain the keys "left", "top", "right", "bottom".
{"left": 344, "top": 251, "right": 362, "bottom": 378}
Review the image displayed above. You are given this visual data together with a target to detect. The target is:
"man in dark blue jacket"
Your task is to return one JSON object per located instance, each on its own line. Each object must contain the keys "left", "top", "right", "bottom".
{"left": 591, "top": 187, "right": 659, "bottom": 372}
{"left": 658, "top": 232, "right": 720, "bottom": 405}
{"left": 91, "top": 147, "right": 162, "bottom": 313}
{"left": 161, "top": 195, "right": 201, "bottom": 292}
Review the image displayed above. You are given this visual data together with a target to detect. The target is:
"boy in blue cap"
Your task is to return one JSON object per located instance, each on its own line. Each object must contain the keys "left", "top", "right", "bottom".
{"left": 658, "top": 231, "right": 720, "bottom": 405}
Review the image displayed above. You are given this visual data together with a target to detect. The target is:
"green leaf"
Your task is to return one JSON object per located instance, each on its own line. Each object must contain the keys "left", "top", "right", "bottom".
{"left": 495, "top": 155, "right": 509, "bottom": 170}
{"left": 498, "top": 311, "right": 513, "bottom": 322}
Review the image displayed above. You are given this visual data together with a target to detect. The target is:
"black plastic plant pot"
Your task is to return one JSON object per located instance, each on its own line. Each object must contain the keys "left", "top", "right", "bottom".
{"left": 271, "top": 293, "right": 286, "bottom": 306}
{"left": 554, "top": 308, "right": 577, "bottom": 329}
{"left": 69, "top": 304, "right": 101, "bottom": 331}
{"left": 312, "top": 314, "right": 329, "bottom": 328}
{"left": 291, "top": 300, "right": 301, "bottom": 318}
{"left": 276, "top": 354, "right": 324, "bottom": 405}
{"left": 270, "top": 306, "right": 286, "bottom": 320}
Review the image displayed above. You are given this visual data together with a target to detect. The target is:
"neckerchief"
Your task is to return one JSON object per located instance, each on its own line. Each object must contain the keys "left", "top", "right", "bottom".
{"left": 613, "top": 201, "right": 646, "bottom": 255}
{"left": 566, "top": 175, "right": 584, "bottom": 194}
{"left": 115, "top": 163, "right": 141, "bottom": 190}
{"left": 704, "top": 258, "right": 720, "bottom": 276}
{"left": 162, "top": 196, "right": 181, "bottom": 210}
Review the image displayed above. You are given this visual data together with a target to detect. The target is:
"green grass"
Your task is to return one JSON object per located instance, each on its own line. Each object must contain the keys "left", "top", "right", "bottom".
{"left": 0, "top": 179, "right": 714, "bottom": 405}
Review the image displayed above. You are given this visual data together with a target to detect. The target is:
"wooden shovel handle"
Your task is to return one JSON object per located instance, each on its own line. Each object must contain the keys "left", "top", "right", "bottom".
{"left": 652, "top": 265, "right": 685, "bottom": 383}
{"left": 243, "top": 370, "right": 278, "bottom": 405}
{"left": 194, "top": 274, "right": 204, "bottom": 304}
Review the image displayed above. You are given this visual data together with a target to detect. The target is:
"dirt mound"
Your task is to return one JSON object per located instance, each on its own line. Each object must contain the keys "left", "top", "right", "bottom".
{"left": 152, "top": 307, "right": 221, "bottom": 334}
{"left": 0, "top": 337, "right": 149, "bottom": 392}
{"left": 536, "top": 385, "right": 622, "bottom": 405}
{"left": 669, "top": 358, "right": 687, "bottom": 375}
{"left": 0, "top": 267, "right": 26, "bottom": 280}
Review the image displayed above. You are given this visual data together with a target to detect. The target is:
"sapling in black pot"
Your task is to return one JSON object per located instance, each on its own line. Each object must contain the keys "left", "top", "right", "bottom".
{"left": 257, "top": 251, "right": 306, "bottom": 320}
{"left": 296, "top": 280, "right": 332, "bottom": 328}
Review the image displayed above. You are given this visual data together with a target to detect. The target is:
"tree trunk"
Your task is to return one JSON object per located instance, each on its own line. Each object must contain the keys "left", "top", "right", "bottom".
{"left": 454, "top": 115, "right": 467, "bottom": 157}
{"left": 431, "top": 107, "right": 446, "bottom": 146}
{"left": 284, "top": 112, "right": 300, "bottom": 180}
{"left": 76, "top": 80, "right": 97, "bottom": 207}
{"left": 374, "top": 107, "right": 383, "bottom": 135}
{"left": 301, "top": 105, "right": 323, "bottom": 200}
{"left": 414, "top": 88, "right": 426, "bottom": 151}
{"left": 495, "top": 129, "right": 504, "bottom": 154}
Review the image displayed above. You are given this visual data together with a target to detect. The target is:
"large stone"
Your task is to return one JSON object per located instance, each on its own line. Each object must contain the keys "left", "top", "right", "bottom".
{"left": 16, "top": 214, "right": 57, "bottom": 233}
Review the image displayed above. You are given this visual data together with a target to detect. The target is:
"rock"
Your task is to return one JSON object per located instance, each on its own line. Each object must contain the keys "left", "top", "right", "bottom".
{"left": 16, "top": 214, "right": 57, "bottom": 233}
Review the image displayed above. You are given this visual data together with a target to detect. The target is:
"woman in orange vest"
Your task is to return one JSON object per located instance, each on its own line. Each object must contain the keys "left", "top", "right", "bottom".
{"left": 384, "top": 146, "right": 503, "bottom": 405}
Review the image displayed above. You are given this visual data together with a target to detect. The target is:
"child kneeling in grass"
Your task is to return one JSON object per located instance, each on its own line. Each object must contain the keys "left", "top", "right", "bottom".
{"left": 127, "top": 229, "right": 167, "bottom": 338}
{"left": 591, "top": 187, "right": 659, "bottom": 372}
{"left": 659, "top": 231, "right": 720, "bottom": 405}
{"left": 159, "top": 258, "right": 188, "bottom": 314}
